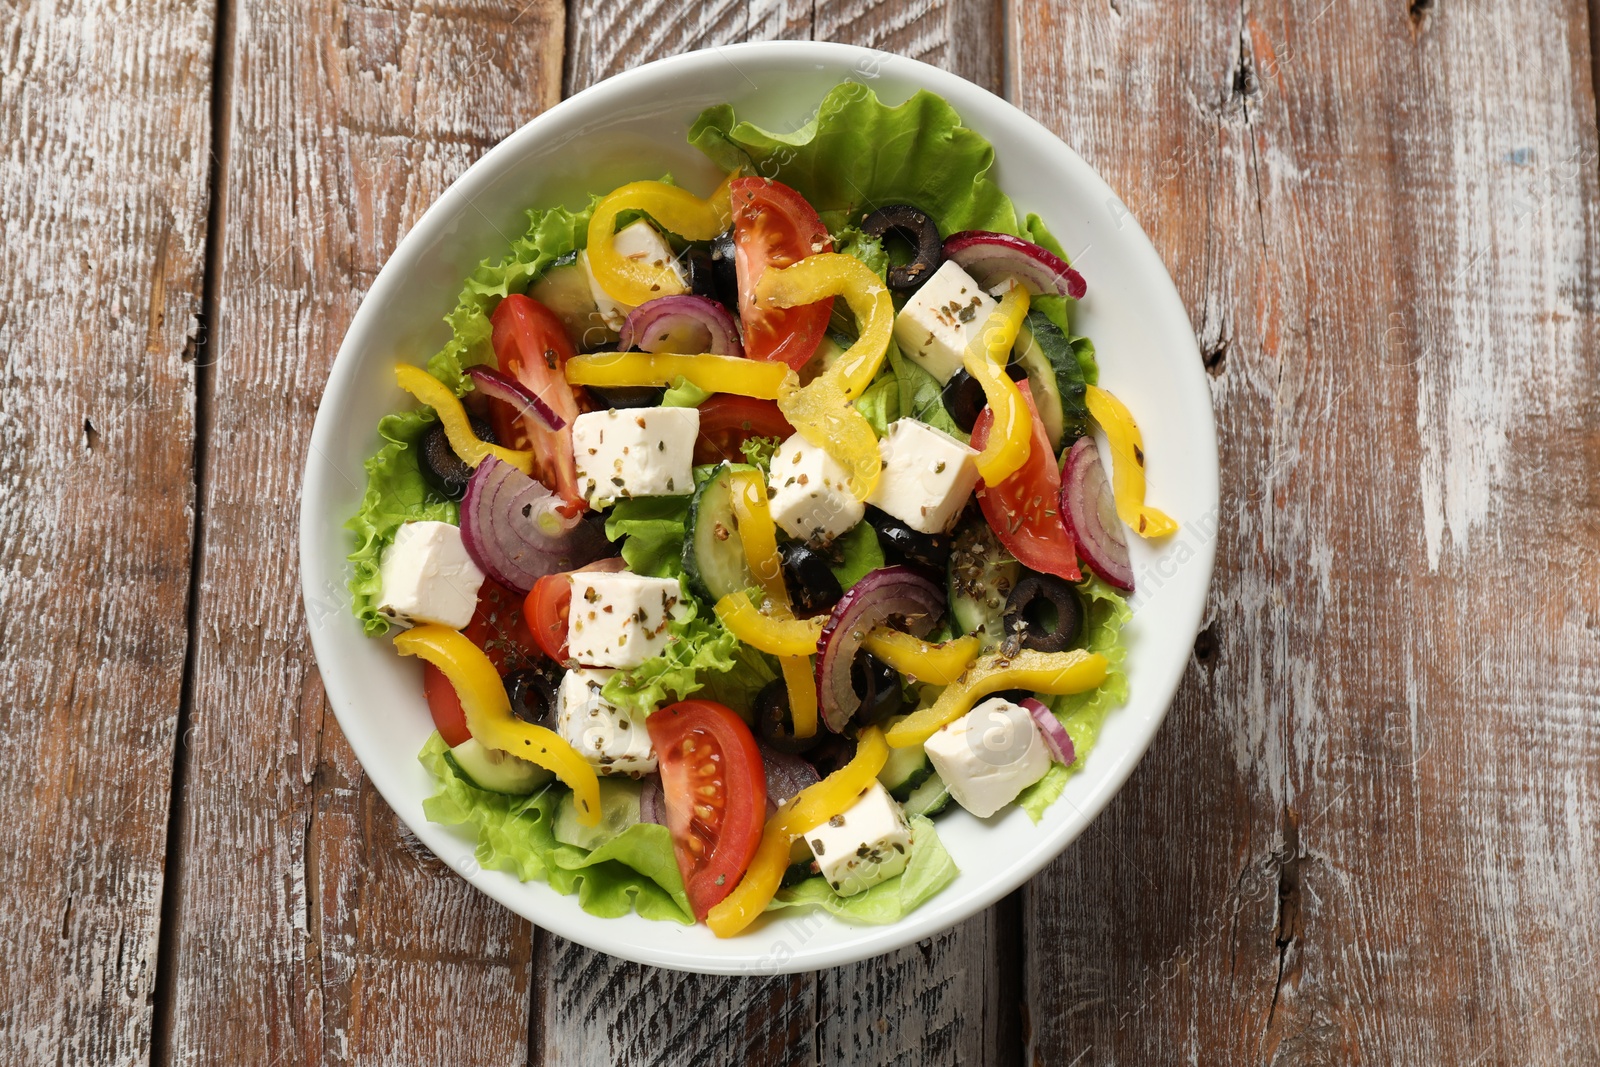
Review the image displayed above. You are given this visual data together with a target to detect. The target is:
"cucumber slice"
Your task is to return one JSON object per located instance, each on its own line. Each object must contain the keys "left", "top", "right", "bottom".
{"left": 445, "top": 739, "right": 554, "bottom": 796}
{"left": 878, "top": 722, "right": 933, "bottom": 800}
{"left": 947, "top": 517, "right": 1020, "bottom": 649}
{"left": 901, "top": 772, "right": 952, "bottom": 819}
{"left": 1010, "top": 311, "right": 1089, "bottom": 452}
{"left": 528, "top": 251, "right": 617, "bottom": 351}
{"left": 553, "top": 777, "right": 645, "bottom": 851}
{"left": 683, "top": 464, "right": 753, "bottom": 603}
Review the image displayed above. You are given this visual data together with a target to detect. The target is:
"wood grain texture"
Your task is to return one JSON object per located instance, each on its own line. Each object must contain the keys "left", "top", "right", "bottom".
{"left": 0, "top": 2, "right": 213, "bottom": 1064}
{"left": 540, "top": 6, "right": 1016, "bottom": 1066}
{"left": 156, "top": 3, "right": 566, "bottom": 1065}
{"left": 1012, "top": 1, "right": 1600, "bottom": 1064}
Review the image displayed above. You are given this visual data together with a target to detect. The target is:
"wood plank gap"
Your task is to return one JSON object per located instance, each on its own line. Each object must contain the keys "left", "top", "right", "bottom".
{"left": 1591, "top": 0, "right": 1600, "bottom": 151}
{"left": 147, "top": 1, "right": 237, "bottom": 1062}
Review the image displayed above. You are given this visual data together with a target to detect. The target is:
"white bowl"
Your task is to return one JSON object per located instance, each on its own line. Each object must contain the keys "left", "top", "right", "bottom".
{"left": 299, "top": 41, "right": 1218, "bottom": 975}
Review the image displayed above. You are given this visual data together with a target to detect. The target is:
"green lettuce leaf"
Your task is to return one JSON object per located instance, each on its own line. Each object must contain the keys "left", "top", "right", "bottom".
{"left": 689, "top": 85, "right": 1021, "bottom": 237}
{"left": 344, "top": 409, "right": 459, "bottom": 635}
{"left": 854, "top": 339, "right": 966, "bottom": 443}
{"left": 426, "top": 201, "right": 598, "bottom": 394}
{"left": 660, "top": 374, "right": 711, "bottom": 408}
{"left": 1018, "top": 577, "right": 1133, "bottom": 820}
{"left": 604, "top": 495, "right": 691, "bottom": 579}
{"left": 738, "top": 435, "right": 782, "bottom": 474}
{"left": 828, "top": 521, "right": 884, "bottom": 590}
{"left": 600, "top": 596, "right": 740, "bottom": 716}
{"left": 767, "top": 815, "right": 958, "bottom": 922}
{"left": 418, "top": 733, "right": 691, "bottom": 923}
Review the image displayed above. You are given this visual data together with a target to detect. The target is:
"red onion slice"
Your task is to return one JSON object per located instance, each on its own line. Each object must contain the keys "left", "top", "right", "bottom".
{"left": 943, "top": 230, "right": 1087, "bottom": 300}
{"left": 619, "top": 295, "right": 744, "bottom": 357}
{"left": 460, "top": 457, "right": 615, "bottom": 593}
{"left": 1021, "top": 697, "right": 1076, "bottom": 765}
{"left": 814, "top": 566, "right": 945, "bottom": 732}
{"left": 467, "top": 365, "right": 565, "bottom": 431}
{"left": 760, "top": 744, "right": 821, "bottom": 813}
{"left": 1061, "top": 436, "right": 1134, "bottom": 591}
{"left": 640, "top": 776, "right": 668, "bottom": 826}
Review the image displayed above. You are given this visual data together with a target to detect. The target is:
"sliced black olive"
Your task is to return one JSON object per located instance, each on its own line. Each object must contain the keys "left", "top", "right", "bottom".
{"left": 993, "top": 688, "right": 1035, "bottom": 705}
{"left": 709, "top": 229, "right": 740, "bottom": 310}
{"left": 420, "top": 415, "right": 497, "bottom": 500}
{"left": 1003, "top": 572, "right": 1085, "bottom": 654}
{"left": 851, "top": 652, "right": 905, "bottom": 726}
{"left": 804, "top": 730, "right": 859, "bottom": 777}
{"left": 940, "top": 364, "right": 1028, "bottom": 433}
{"left": 755, "top": 680, "right": 821, "bottom": 754}
{"left": 940, "top": 368, "right": 986, "bottom": 433}
{"left": 780, "top": 542, "right": 844, "bottom": 616}
{"left": 682, "top": 245, "right": 718, "bottom": 303}
{"left": 587, "top": 384, "right": 666, "bottom": 409}
{"left": 504, "top": 667, "right": 560, "bottom": 727}
{"left": 866, "top": 506, "right": 953, "bottom": 573}
{"left": 860, "top": 204, "right": 943, "bottom": 292}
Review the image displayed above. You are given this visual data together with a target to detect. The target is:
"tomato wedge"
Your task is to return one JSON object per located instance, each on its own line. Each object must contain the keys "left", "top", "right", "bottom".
{"left": 971, "top": 384, "right": 1082, "bottom": 582}
{"left": 423, "top": 580, "right": 542, "bottom": 746}
{"left": 691, "top": 394, "right": 795, "bottom": 465}
{"left": 730, "top": 177, "right": 833, "bottom": 370}
{"left": 489, "top": 294, "right": 587, "bottom": 512}
{"left": 646, "top": 700, "right": 767, "bottom": 921}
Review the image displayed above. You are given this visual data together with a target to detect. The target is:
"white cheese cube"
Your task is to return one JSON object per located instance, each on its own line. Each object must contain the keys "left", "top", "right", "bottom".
{"left": 555, "top": 667, "right": 657, "bottom": 776}
{"left": 572, "top": 406, "right": 699, "bottom": 508}
{"left": 802, "top": 781, "right": 913, "bottom": 897}
{"left": 581, "top": 220, "right": 689, "bottom": 331}
{"left": 891, "top": 259, "right": 997, "bottom": 383}
{"left": 923, "top": 697, "right": 1052, "bottom": 818}
{"left": 767, "top": 433, "right": 865, "bottom": 545}
{"left": 566, "top": 572, "right": 683, "bottom": 669}
{"left": 375, "top": 520, "right": 485, "bottom": 630}
{"left": 866, "top": 418, "right": 981, "bottom": 534}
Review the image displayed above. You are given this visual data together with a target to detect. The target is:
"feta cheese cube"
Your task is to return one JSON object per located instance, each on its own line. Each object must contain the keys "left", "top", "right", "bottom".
{"left": 375, "top": 520, "right": 484, "bottom": 630}
{"left": 891, "top": 259, "right": 997, "bottom": 383}
{"left": 767, "top": 433, "right": 865, "bottom": 545}
{"left": 581, "top": 220, "right": 689, "bottom": 331}
{"left": 802, "top": 781, "right": 913, "bottom": 896}
{"left": 566, "top": 572, "right": 683, "bottom": 669}
{"left": 923, "top": 697, "right": 1052, "bottom": 818}
{"left": 555, "top": 667, "right": 657, "bottom": 776}
{"left": 866, "top": 418, "right": 981, "bottom": 534}
{"left": 572, "top": 406, "right": 699, "bottom": 508}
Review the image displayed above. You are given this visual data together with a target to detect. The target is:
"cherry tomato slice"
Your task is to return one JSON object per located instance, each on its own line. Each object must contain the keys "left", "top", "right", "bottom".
{"left": 489, "top": 294, "right": 588, "bottom": 512}
{"left": 525, "top": 573, "right": 573, "bottom": 663}
{"left": 730, "top": 177, "right": 833, "bottom": 371}
{"left": 691, "top": 394, "right": 795, "bottom": 466}
{"left": 646, "top": 700, "right": 768, "bottom": 921}
{"left": 423, "top": 579, "right": 543, "bottom": 746}
{"left": 971, "top": 384, "right": 1083, "bottom": 582}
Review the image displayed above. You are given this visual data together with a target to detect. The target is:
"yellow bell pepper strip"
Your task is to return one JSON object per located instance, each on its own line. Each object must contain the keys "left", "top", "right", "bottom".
{"left": 716, "top": 594, "right": 978, "bottom": 686}
{"left": 586, "top": 179, "right": 734, "bottom": 306}
{"left": 962, "top": 285, "right": 1033, "bottom": 484}
{"left": 394, "top": 364, "right": 535, "bottom": 476}
{"left": 715, "top": 592, "right": 820, "bottom": 656}
{"left": 1084, "top": 385, "right": 1179, "bottom": 538}
{"left": 860, "top": 631, "right": 981, "bottom": 687}
{"left": 726, "top": 470, "right": 819, "bottom": 738}
{"left": 759, "top": 254, "right": 895, "bottom": 500}
{"left": 565, "top": 351, "right": 793, "bottom": 400}
{"left": 885, "top": 648, "right": 1110, "bottom": 749}
{"left": 706, "top": 725, "right": 890, "bottom": 937}
{"left": 394, "top": 625, "right": 602, "bottom": 825}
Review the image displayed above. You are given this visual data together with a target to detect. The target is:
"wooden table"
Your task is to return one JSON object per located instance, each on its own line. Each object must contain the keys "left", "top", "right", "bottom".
{"left": 6, "top": 1, "right": 1598, "bottom": 1063}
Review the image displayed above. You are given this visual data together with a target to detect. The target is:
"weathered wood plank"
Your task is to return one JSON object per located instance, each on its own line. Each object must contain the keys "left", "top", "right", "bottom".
{"left": 158, "top": 3, "right": 566, "bottom": 1064}
{"left": 0, "top": 2, "right": 213, "bottom": 1063}
{"left": 541, "top": 8, "right": 1014, "bottom": 1066}
{"left": 1014, "top": 0, "right": 1600, "bottom": 1063}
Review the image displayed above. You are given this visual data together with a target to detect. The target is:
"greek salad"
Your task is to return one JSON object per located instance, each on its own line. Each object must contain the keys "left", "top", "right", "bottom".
{"left": 346, "top": 84, "right": 1175, "bottom": 935}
